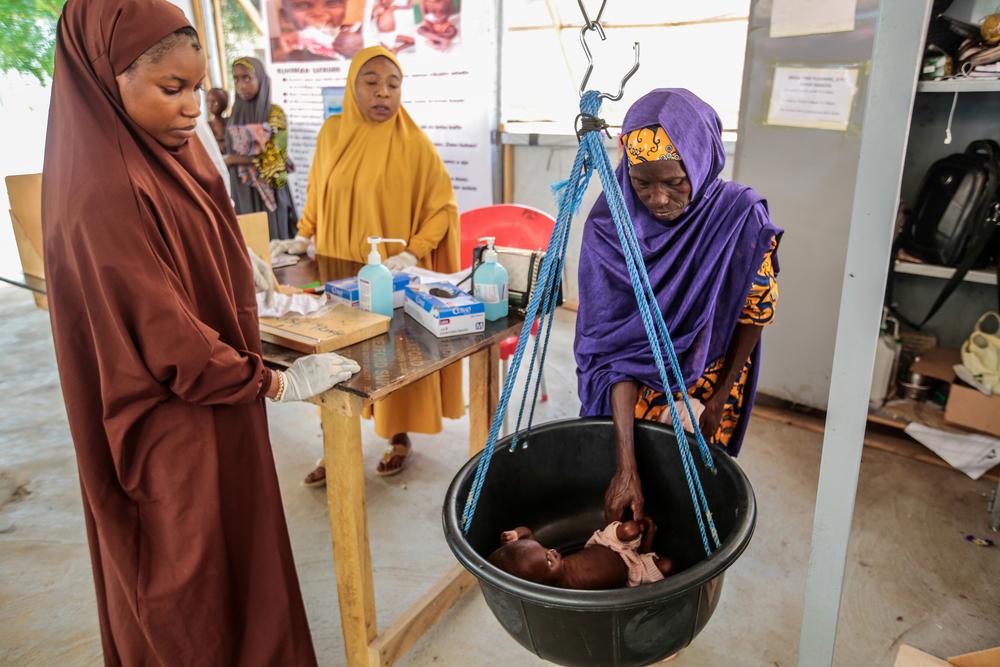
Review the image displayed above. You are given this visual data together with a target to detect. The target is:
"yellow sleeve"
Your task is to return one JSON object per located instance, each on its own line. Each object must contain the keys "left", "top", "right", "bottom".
{"left": 406, "top": 150, "right": 458, "bottom": 261}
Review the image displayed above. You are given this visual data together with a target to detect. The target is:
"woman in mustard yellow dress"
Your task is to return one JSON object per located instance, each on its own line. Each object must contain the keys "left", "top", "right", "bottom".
{"left": 273, "top": 46, "right": 462, "bottom": 481}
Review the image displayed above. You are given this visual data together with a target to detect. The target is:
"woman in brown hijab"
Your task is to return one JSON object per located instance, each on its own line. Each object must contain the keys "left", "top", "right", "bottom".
{"left": 41, "top": 0, "right": 360, "bottom": 663}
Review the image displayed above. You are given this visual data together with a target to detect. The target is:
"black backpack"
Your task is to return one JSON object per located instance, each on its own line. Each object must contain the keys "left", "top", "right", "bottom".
{"left": 892, "top": 139, "right": 1000, "bottom": 325}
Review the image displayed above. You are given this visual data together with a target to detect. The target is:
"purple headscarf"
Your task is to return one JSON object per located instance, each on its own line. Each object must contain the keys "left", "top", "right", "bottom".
{"left": 574, "top": 89, "right": 782, "bottom": 454}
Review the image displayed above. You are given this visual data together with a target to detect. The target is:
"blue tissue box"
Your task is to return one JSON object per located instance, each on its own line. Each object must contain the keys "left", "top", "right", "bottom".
{"left": 404, "top": 282, "right": 485, "bottom": 337}
{"left": 325, "top": 273, "right": 416, "bottom": 309}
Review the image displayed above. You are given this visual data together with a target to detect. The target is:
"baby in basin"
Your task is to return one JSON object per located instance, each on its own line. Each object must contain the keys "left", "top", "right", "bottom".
{"left": 488, "top": 518, "right": 674, "bottom": 590}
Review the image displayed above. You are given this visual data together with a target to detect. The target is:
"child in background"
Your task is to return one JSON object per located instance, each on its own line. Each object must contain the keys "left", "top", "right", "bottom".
{"left": 206, "top": 88, "right": 229, "bottom": 154}
{"left": 489, "top": 519, "right": 674, "bottom": 590}
{"left": 416, "top": 0, "right": 458, "bottom": 51}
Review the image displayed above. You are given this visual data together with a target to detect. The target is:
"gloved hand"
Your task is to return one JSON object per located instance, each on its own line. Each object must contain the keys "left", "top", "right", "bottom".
{"left": 270, "top": 235, "right": 311, "bottom": 257}
{"left": 275, "top": 353, "right": 361, "bottom": 402}
{"left": 384, "top": 250, "right": 418, "bottom": 272}
{"left": 247, "top": 246, "right": 276, "bottom": 306}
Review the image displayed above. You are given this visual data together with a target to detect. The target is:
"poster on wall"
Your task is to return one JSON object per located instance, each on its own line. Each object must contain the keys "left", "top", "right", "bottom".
{"left": 263, "top": 0, "right": 494, "bottom": 214}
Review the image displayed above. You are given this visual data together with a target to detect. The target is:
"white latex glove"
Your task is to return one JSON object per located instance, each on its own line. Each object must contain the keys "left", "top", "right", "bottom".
{"left": 660, "top": 398, "right": 705, "bottom": 433}
{"left": 384, "top": 250, "right": 417, "bottom": 272}
{"left": 270, "top": 235, "right": 311, "bottom": 257}
{"left": 247, "top": 246, "right": 276, "bottom": 306}
{"left": 275, "top": 353, "right": 362, "bottom": 402}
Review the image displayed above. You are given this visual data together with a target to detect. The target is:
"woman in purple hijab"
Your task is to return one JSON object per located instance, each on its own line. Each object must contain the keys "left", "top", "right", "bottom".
{"left": 574, "top": 89, "right": 782, "bottom": 523}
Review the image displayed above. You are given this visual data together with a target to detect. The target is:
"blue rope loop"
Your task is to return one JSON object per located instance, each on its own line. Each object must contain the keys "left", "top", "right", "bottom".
{"left": 462, "top": 91, "right": 720, "bottom": 557}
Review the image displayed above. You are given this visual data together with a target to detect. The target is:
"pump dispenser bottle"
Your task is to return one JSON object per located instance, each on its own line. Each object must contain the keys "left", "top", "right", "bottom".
{"left": 473, "top": 236, "right": 509, "bottom": 321}
{"left": 358, "top": 236, "right": 406, "bottom": 317}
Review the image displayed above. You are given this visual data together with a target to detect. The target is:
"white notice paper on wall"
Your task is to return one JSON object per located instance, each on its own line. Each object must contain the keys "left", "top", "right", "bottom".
{"left": 766, "top": 66, "right": 859, "bottom": 131}
{"left": 770, "top": 0, "right": 857, "bottom": 38}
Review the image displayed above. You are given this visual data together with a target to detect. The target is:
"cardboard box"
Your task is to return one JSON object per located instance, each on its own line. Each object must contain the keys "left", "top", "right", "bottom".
{"left": 945, "top": 384, "right": 1000, "bottom": 437}
{"left": 404, "top": 282, "right": 485, "bottom": 338}
{"left": 325, "top": 273, "right": 416, "bottom": 309}
{"left": 910, "top": 346, "right": 961, "bottom": 384}
{"left": 895, "top": 644, "right": 1000, "bottom": 667}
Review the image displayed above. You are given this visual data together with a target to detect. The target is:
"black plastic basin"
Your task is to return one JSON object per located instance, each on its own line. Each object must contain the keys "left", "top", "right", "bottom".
{"left": 443, "top": 417, "right": 756, "bottom": 667}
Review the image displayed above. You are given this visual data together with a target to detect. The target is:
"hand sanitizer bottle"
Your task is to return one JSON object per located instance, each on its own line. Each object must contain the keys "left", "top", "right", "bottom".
{"left": 359, "top": 236, "right": 405, "bottom": 317}
{"left": 473, "top": 236, "right": 509, "bottom": 321}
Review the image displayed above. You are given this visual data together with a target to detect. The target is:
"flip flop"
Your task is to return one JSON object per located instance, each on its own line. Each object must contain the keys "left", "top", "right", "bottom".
{"left": 376, "top": 437, "right": 411, "bottom": 477}
{"left": 302, "top": 458, "right": 326, "bottom": 488}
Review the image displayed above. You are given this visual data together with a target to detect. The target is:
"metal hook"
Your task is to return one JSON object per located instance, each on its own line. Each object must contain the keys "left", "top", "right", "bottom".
{"left": 575, "top": 0, "right": 608, "bottom": 31}
{"left": 579, "top": 26, "right": 641, "bottom": 101}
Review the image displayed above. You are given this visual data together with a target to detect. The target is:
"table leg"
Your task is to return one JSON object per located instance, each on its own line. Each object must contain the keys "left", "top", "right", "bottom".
{"left": 317, "top": 390, "right": 377, "bottom": 667}
{"left": 468, "top": 344, "right": 499, "bottom": 456}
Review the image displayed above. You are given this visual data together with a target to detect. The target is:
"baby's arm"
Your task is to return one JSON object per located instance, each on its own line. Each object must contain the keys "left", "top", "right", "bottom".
{"left": 500, "top": 526, "right": 534, "bottom": 543}
{"left": 638, "top": 518, "right": 657, "bottom": 554}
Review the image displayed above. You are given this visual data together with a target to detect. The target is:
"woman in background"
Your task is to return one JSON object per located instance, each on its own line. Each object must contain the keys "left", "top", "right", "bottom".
{"left": 225, "top": 56, "right": 298, "bottom": 239}
{"left": 274, "top": 46, "right": 462, "bottom": 482}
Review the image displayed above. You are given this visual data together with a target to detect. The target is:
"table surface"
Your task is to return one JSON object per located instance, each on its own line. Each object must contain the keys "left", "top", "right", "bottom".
{"left": 264, "top": 256, "right": 522, "bottom": 402}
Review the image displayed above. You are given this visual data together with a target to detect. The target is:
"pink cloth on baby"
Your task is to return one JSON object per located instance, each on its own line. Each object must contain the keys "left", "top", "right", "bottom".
{"left": 586, "top": 521, "right": 664, "bottom": 588}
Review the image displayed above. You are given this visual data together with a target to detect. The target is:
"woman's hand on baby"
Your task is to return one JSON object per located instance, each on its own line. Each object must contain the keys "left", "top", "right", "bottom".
{"left": 605, "top": 467, "right": 644, "bottom": 524}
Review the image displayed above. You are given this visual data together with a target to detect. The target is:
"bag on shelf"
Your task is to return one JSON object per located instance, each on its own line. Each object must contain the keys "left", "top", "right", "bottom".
{"left": 891, "top": 139, "right": 1000, "bottom": 325}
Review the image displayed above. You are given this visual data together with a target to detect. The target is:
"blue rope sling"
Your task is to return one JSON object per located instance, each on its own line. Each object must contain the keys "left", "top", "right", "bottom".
{"left": 462, "top": 91, "right": 721, "bottom": 558}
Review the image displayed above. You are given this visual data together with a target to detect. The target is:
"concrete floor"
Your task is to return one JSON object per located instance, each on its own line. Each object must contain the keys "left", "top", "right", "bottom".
{"left": 1, "top": 283, "right": 997, "bottom": 667}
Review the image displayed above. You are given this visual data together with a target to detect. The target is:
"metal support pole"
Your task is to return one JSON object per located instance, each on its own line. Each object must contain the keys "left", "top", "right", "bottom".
{"left": 796, "top": 1, "right": 932, "bottom": 665}
{"left": 492, "top": 0, "right": 505, "bottom": 205}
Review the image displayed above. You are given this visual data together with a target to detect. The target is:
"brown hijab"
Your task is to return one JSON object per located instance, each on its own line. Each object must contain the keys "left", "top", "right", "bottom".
{"left": 43, "top": 0, "right": 267, "bottom": 441}
{"left": 42, "top": 0, "right": 316, "bottom": 663}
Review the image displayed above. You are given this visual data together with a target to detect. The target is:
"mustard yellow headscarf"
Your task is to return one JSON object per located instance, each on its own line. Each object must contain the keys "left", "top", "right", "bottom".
{"left": 298, "top": 46, "right": 460, "bottom": 274}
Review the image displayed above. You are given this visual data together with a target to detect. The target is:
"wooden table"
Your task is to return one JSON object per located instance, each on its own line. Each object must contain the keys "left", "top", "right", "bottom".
{"left": 267, "top": 257, "right": 520, "bottom": 666}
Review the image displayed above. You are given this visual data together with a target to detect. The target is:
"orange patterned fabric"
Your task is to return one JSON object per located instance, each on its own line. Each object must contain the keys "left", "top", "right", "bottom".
{"left": 634, "top": 242, "right": 778, "bottom": 450}
{"left": 622, "top": 125, "right": 681, "bottom": 165}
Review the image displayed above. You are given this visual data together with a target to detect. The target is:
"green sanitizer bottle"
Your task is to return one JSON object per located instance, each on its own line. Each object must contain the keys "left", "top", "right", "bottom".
{"left": 473, "top": 236, "right": 509, "bottom": 321}
{"left": 358, "top": 236, "right": 405, "bottom": 317}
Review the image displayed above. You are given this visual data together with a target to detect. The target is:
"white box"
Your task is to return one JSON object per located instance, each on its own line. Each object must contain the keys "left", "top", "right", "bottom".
{"left": 324, "top": 273, "right": 416, "bottom": 309}
{"left": 404, "top": 282, "right": 485, "bottom": 338}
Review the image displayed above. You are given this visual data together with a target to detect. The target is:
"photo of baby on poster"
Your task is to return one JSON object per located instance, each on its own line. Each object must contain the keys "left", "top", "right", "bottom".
{"left": 267, "top": 0, "right": 461, "bottom": 63}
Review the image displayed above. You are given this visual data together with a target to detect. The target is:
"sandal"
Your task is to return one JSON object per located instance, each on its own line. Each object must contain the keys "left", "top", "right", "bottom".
{"left": 376, "top": 435, "right": 411, "bottom": 477}
{"left": 302, "top": 458, "right": 326, "bottom": 488}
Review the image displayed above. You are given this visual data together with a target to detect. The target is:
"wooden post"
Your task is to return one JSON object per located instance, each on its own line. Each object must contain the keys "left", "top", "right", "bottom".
{"left": 188, "top": 0, "right": 216, "bottom": 89}
{"left": 210, "top": 0, "right": 229, "bottom": 90}
{"left": 468, "top": 344, "right": 500, "bottom": 456}
{"left": 318, "top": 391, "right": 377, "bottom": 666}
{"left": 367, "top": 565, "right": 476, "bottom": 667}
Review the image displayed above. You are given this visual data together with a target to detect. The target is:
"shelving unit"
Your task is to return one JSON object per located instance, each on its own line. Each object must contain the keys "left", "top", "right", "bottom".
{"left": 894, "top": 260, "right": 998, "bottom": 285}
{"left": 917, "top": 78, "right": 1000, "bottom": 93}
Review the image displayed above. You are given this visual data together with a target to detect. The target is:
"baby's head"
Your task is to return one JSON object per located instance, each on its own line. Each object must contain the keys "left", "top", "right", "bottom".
{"left": 488, "top": 538, "right": 562, "bottom": 585}
{"left": 284, "top": 0, "right": 347, "bottom": 30}
{"left": 421, "top": 0, "right": 455, "bottom": 18}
